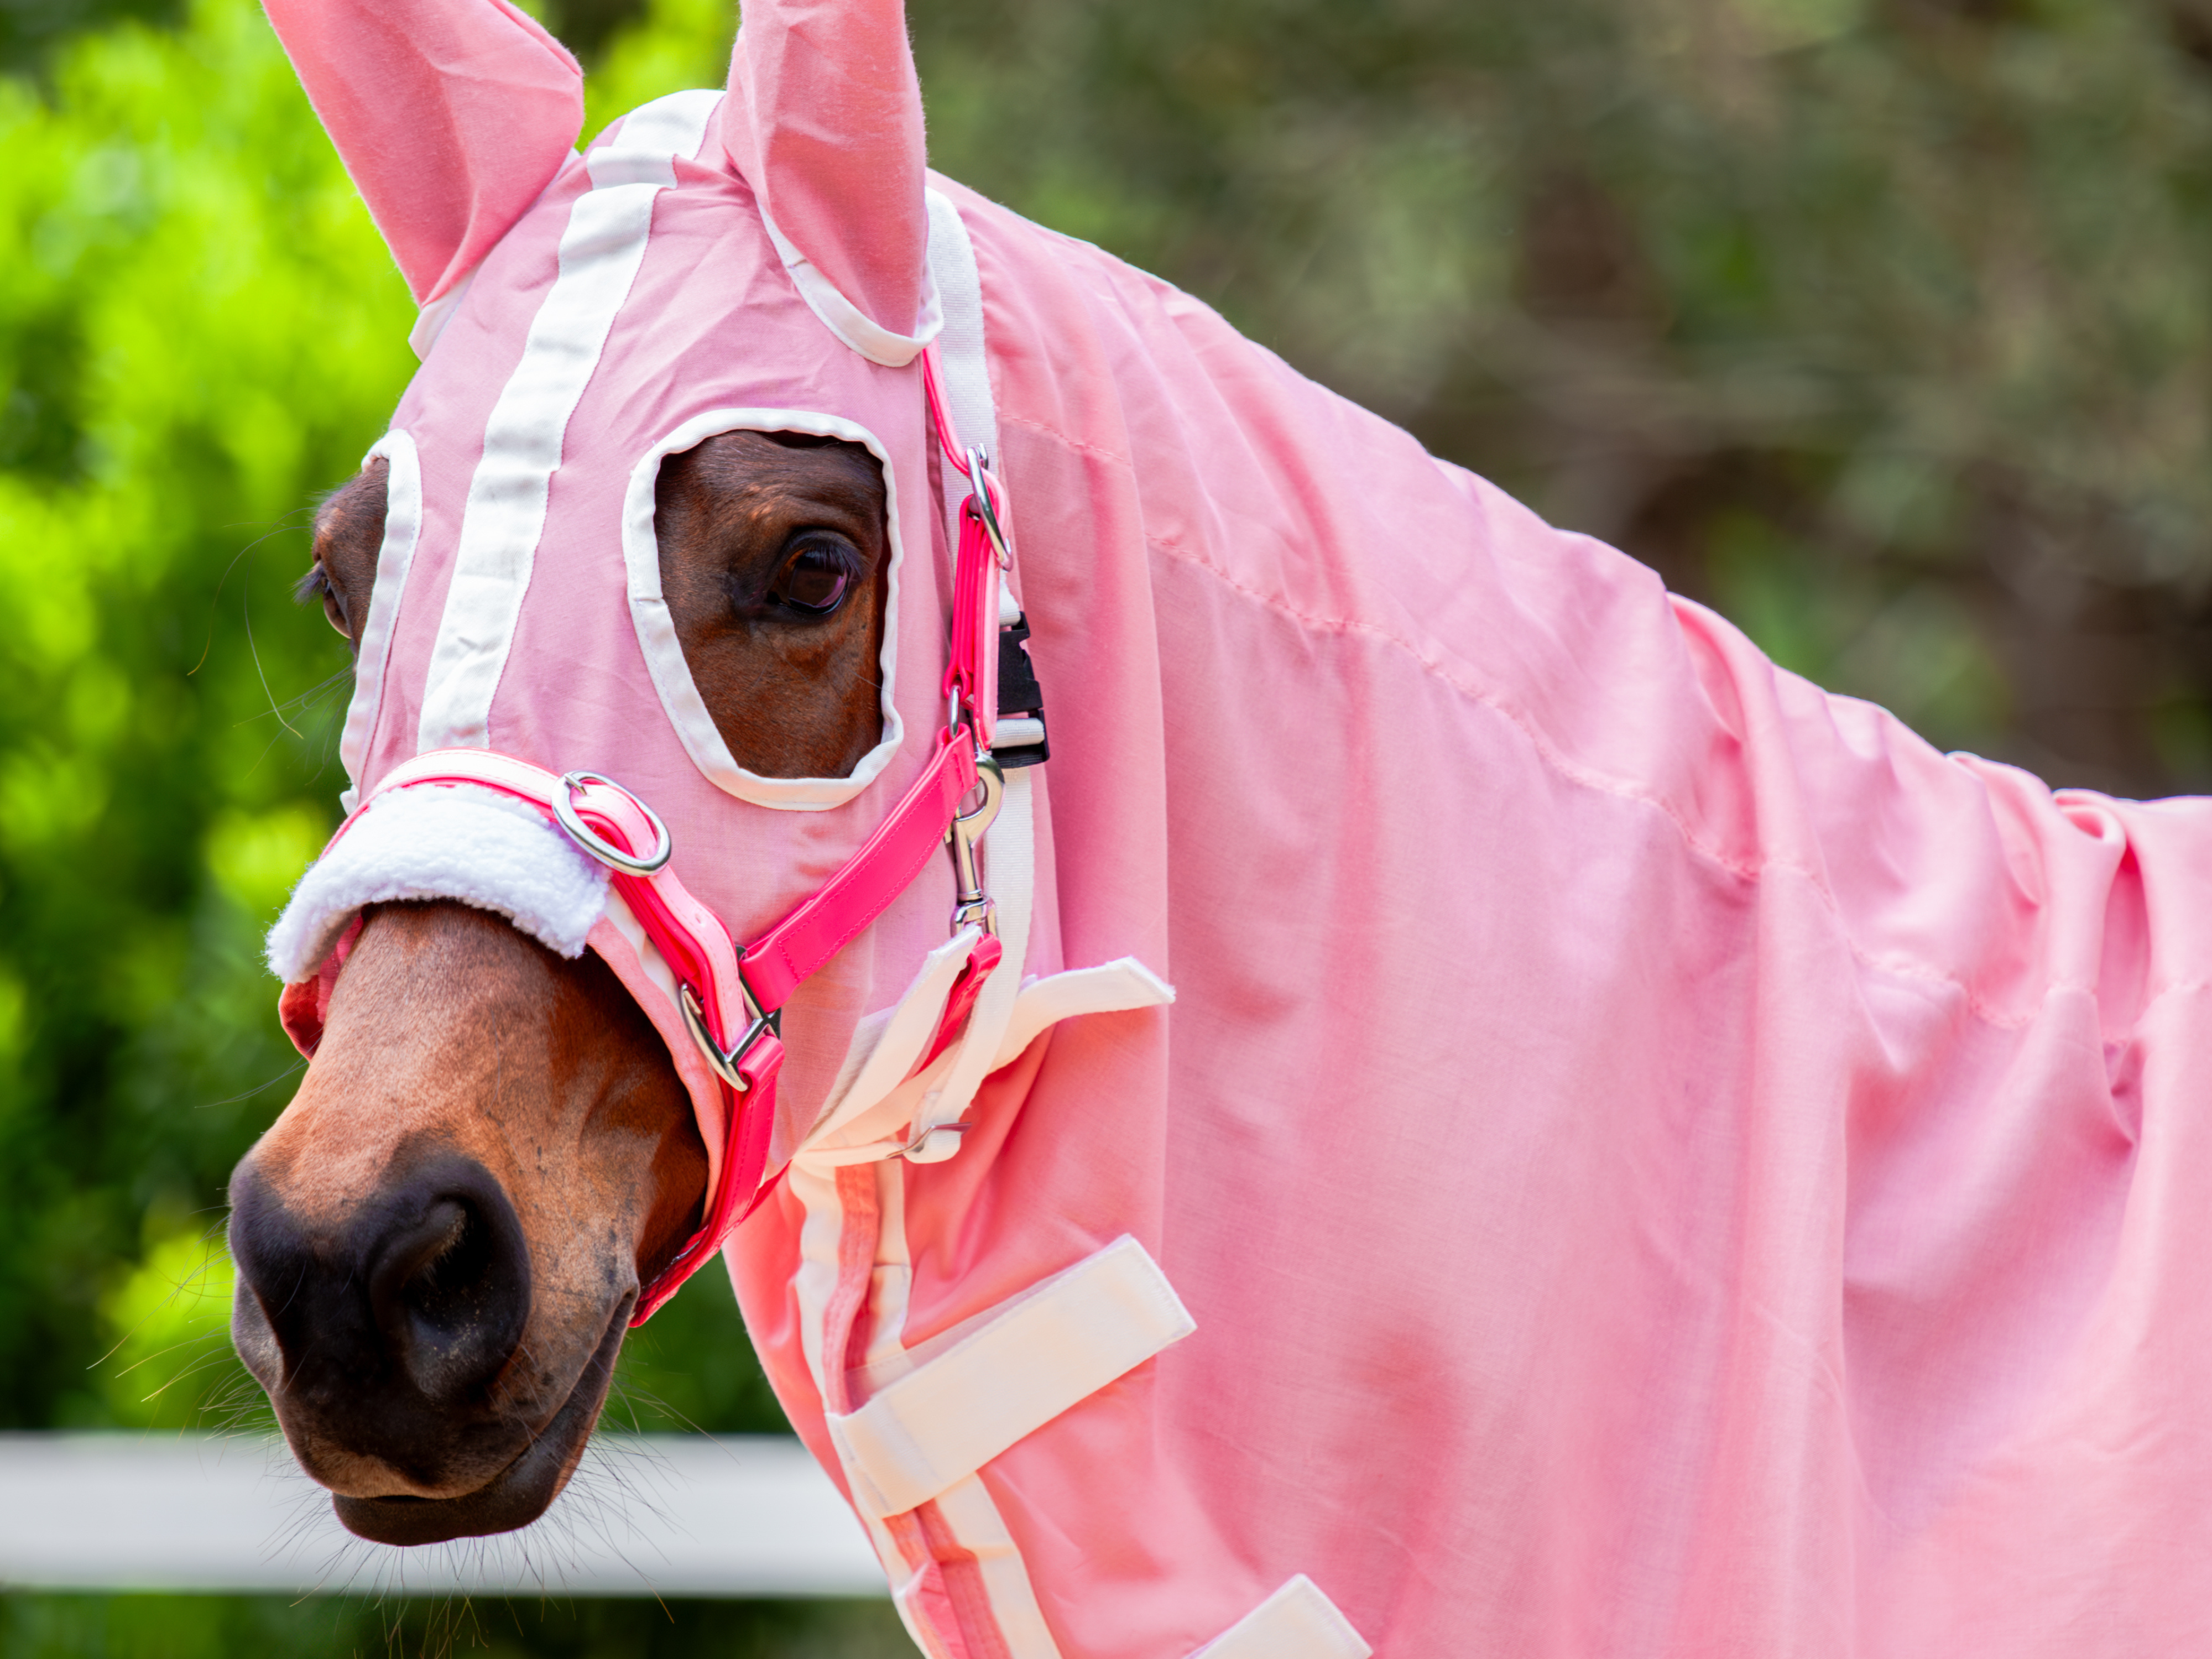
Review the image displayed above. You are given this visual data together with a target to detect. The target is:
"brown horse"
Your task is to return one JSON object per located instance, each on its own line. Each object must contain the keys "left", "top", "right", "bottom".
{"left": 220, "top": 0, "right": 2212, "bottom": 1641}
{"left": 227, "top": 431, "right": 889, "bottom": 1545}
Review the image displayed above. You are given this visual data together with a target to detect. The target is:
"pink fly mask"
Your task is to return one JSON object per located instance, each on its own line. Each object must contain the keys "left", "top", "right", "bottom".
{"left": 259, "top": 0, "right": 1065, "bottom": 1323}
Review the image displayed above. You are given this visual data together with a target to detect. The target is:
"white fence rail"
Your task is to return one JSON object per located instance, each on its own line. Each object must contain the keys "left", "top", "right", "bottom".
{"left": 0, "top": 1433, "right": 885, "bottom": 1598}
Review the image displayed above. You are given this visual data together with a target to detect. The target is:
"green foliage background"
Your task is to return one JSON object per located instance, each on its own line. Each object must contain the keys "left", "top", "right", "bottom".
{"left": 5, "top": 0, "right": 2212, "bottom": 1647}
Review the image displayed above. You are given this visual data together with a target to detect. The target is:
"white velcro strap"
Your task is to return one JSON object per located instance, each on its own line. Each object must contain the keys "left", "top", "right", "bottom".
{"left": 1190, "top": 1577, "right": 1371, "bottom": 1659}
{"left": 794, "top": 926, "right": 987, "bottom": 1165}
{"left": 828, "top": 1236, "right": 1194, "bottom": 1519}
{"left": 992, "top": 957, "right": 1174, "bottom": 1072}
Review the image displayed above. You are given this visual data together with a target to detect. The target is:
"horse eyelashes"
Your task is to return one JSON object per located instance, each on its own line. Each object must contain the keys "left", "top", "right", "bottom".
{"left": 767, "top": 538, "right": 858, "bottom": 615}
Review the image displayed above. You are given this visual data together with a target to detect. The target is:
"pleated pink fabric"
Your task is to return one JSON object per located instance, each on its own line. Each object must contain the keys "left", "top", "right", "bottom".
{"left": 266, "top": 0, "right": 2212, "bottom": 1652}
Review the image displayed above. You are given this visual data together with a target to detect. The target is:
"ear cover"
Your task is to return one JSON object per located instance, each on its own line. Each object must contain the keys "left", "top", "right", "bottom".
{"left": 722, "top": 0, "right": 938, "bottom": 365}
{"left": 263, "top": 0, "right": 585, "bottom": 306}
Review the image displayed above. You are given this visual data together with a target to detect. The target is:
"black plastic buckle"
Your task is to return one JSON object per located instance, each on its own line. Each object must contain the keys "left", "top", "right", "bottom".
{"left": 993, "top": 612, "right": 1050, "bottom": 768}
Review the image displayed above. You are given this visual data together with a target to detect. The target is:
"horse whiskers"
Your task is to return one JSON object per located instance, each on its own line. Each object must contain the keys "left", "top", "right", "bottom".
{"left": 603, "top": 1375, "right": 716, "bottom": 1438}
{"left": 127, "top": 1345, "right": 243, "bottom": 1405}
{"left": 106, "top": 1326, "right": 229, "bottom": 1383}
{"left": 188, "top": 512, "right": 313, "bottom": 679}
{"left": 190, "top": 1057, "right": 305, "bottom": 1112}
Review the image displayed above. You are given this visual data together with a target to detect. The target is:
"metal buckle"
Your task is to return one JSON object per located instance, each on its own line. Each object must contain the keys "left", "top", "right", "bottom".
{"left": 554, "top": 770, "right": 672, "bottom": 876}
{"left": 896, "top": 1120, "right": 968, "bottom": 1163}
{"left": 966, "top": 446, "right": 1012, "bottom": 569}
{"left": 679, "top": 980, "right": 778, "bottom": 1094}
{"left": 947, "top": 752, "right": 1004, "bottom": 935}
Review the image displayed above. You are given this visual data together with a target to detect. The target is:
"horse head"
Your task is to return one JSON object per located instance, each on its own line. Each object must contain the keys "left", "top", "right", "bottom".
{"left": 228, "top": 0, "right": 969, "bottom": 1546}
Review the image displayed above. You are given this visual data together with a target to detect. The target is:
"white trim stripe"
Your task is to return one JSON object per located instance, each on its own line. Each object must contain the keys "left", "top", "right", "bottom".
{"left": 828, "top": 1237, "right": 1196, "bottom": 1520}
{"left": 415, "top": 89, "right": 723, "bottom": 753}
{"left": 891, "top": 190, "right": 1036, "bottom": 1159}
{"left": 338, "top": 429, "right": 422, "bottom": 813}
{"left": 924, "top": 188, "right": 1020, "bottom": 633}
{"left": 1190, "top": 1578, "right": 1371, "bottom": 1659}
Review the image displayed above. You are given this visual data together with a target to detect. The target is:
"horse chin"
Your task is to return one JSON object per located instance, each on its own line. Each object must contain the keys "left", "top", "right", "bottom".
{"left": 331, "top": 1295, "right": 632, "bottom": 1547}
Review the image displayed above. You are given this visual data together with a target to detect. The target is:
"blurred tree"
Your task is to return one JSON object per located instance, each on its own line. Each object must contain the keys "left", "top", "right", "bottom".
{"left": 0, "top": 0, "right": 175, "bottom": 76}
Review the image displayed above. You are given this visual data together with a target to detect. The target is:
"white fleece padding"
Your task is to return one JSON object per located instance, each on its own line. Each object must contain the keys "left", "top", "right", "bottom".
{"left": 265, "top": 786, "right": 609, "bottom": 983}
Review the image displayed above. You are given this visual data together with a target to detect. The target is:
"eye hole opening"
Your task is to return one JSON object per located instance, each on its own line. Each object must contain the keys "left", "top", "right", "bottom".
{"left": 769, "top": 536, "right": 858, "bottom": 616}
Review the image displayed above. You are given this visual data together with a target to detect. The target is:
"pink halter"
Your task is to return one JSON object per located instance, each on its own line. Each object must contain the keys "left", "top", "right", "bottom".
{"left": 278, "top": 347, "right": 1033, "bottom": 1323}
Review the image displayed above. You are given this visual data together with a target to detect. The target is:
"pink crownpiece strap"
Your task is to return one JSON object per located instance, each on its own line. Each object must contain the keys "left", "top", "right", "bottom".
{"left": 922, "top": 347, "right": 1008, "bottom": 754}
{"left": 738, "top": 731, "right": 979, "bottom": 1009}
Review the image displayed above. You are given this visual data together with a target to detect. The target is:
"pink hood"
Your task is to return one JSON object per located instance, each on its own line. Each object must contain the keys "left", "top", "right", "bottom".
{"left": 265, "top": 2, "right": 2212, "bottom": 1653}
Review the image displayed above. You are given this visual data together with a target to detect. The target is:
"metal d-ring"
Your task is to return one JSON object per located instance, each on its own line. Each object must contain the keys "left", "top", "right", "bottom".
{"left": 679, "top": 982, "right": 777, "bottom": 1094}
{"left": 947, "top": 752, "right": 1004, "bottom": 935}
{"left": 966, "top": 446, "right": 1012, "bottom": 569}
{"left": 554, "top": 770, "right": 672, "bottom": 875}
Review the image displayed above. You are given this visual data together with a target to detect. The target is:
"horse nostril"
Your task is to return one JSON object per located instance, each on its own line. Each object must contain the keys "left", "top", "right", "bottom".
{"left": 365, "top": 1173, "right": 531, "bottom": 1403}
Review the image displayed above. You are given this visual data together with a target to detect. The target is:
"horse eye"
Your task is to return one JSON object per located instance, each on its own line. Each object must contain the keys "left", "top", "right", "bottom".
{"left": 771, "top": 541, "right": 854, "bottom": 615}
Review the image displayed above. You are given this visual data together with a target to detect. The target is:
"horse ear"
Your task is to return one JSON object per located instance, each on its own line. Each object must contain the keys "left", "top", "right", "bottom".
{"left": 264, "top": 0, "right": 584, "bottom": 307}
{"left": 722, "top": 0, "right": 938, "bottom": 366}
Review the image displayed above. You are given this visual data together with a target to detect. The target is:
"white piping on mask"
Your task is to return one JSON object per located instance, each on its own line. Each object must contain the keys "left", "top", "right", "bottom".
{"left": 757, "top": 200, "right": 943, "bottom": 369}
{"left": 336, "top": 429, "right": 424, "bottom": 816}
{"left": 414, "top": 88, "right": 724, "bottom": 754}
{"left": 408, "top": 264, "right": 478, "bottom": 362}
